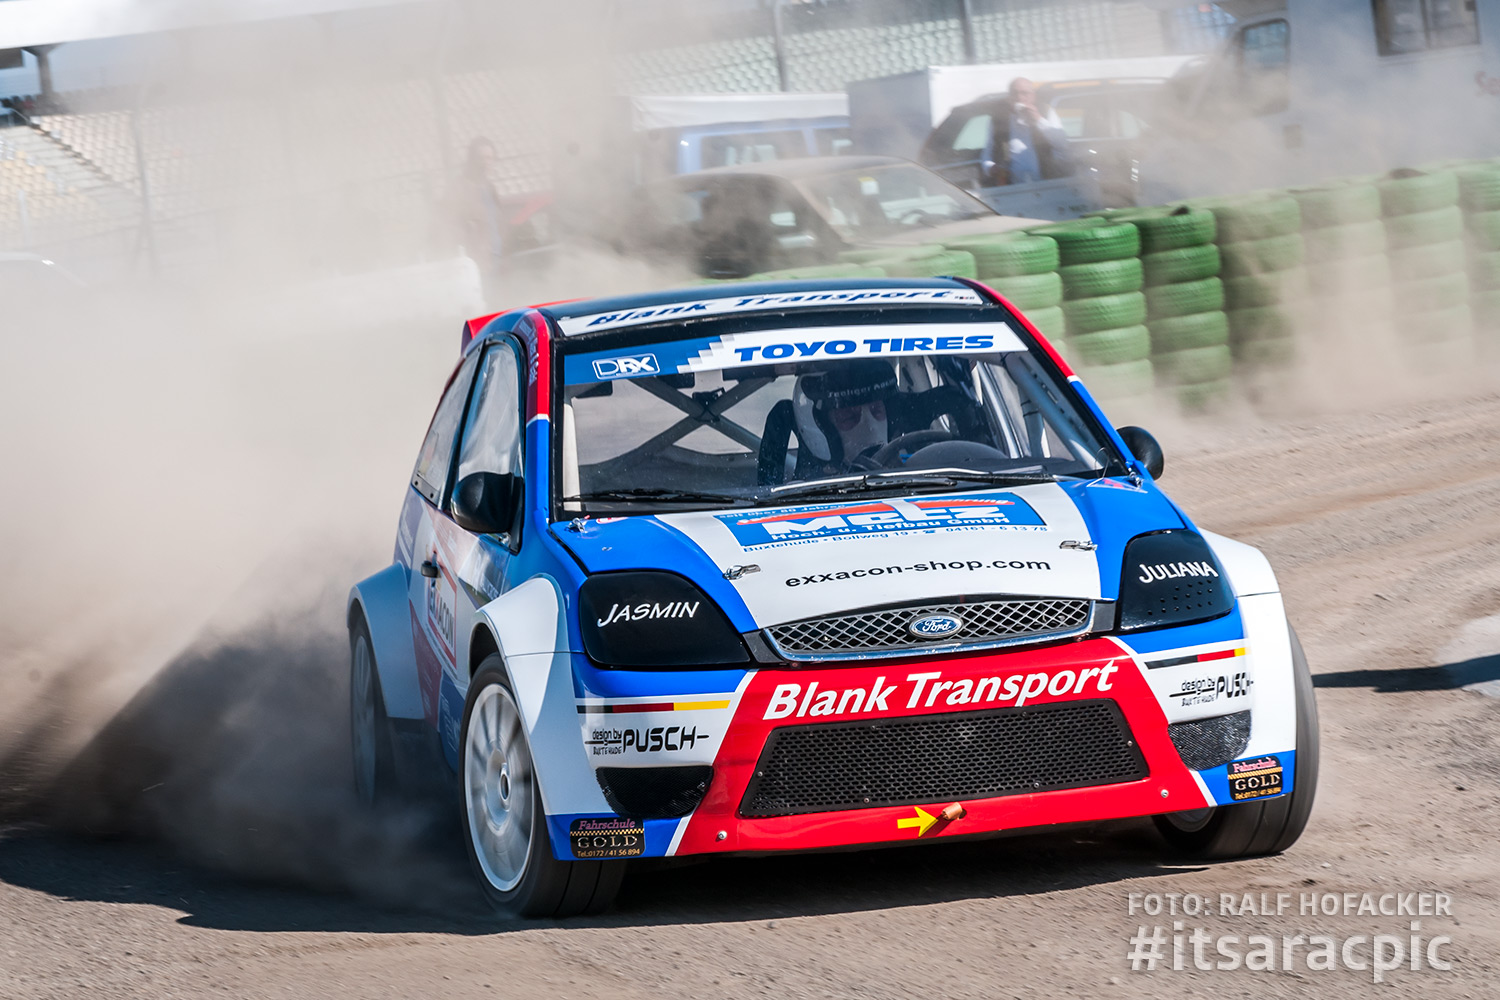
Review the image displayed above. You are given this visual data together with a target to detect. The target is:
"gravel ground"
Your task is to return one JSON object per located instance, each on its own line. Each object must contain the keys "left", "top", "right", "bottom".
{"left": 3, "top": 384, "right": 1500, "bottom": 999}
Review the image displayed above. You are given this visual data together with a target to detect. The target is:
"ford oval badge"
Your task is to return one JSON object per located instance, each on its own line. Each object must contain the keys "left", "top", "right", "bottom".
{"left": 908, "top": 613, "right": 964, "bottom": 639}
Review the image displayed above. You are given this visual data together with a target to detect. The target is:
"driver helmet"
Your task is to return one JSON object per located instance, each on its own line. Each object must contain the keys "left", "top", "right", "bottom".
{"left": 792, "top": 359, "right": 899, "bottom": 466}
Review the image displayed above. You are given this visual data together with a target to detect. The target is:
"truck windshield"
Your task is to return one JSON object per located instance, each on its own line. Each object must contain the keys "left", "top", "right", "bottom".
{"left": 556, "top": 319, "right": 1121, "bottom": 516}
{"left": 794, "top": 164, "right": 991, "bottom": 240}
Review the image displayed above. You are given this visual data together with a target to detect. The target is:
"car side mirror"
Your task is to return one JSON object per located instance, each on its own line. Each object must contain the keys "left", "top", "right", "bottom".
{"left": 452, "top": 472, "right": 522, "bottom": 537}
{"left": 1116, "top": 425, "right": 1164, "bottom": 480}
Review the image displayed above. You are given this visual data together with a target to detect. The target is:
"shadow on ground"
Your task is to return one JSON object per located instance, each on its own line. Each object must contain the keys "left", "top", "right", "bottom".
{"left": 1314, "top": 654, "right": 1500, "bottom": 694}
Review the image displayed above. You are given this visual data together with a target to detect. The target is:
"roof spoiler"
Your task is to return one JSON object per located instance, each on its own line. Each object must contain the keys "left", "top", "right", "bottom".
{"left": 460, "top": 312, "right": 503, "bottom": 354}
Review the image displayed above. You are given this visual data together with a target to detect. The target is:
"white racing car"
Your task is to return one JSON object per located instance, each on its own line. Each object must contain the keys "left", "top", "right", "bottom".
{"left": 347, "top": 278, "right": 1318, "bottom": 916}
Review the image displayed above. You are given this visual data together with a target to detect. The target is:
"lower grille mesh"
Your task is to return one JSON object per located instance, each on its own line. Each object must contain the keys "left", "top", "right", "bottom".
{"left": 740, "top": 700, "right": 1146, "bottom": 818}
{"left": 1167, "top": 711, "right": 1252, "bottom": 771}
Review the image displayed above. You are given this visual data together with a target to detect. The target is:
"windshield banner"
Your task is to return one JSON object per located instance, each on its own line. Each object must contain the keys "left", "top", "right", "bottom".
{"left": 557, "top": 287, "right": 983, "bottom": 335}
{"left": 562, "top": 322, "right": 1025, "bottom": 385}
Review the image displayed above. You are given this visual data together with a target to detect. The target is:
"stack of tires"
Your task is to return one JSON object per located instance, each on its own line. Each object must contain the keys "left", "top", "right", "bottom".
{"left": 748, "top": 263, "right": 886, "bottom": 281}
{"left": 1291, "top": 181, "right": 1393, "bottom": 360}
{"left": 1026, "top": 219, "right": 1150, "bottom": 405}
{"left": 940, "top": 233, "right": 1065, "bottom": 341}
{"left": 836, "top": 245, "right": 977, "bottom": 281}
{"left": 1198, "top": 195, "right": 1307, "bottom": 370}
{"left": 1456, "top": 163, "right": 1500, "bottom": 344}
{"left": 1122, "top": 207, "right": 1231, "bottom": 411}
{"left": 1377, "top": 168, "right": 1472, "bottom": 362}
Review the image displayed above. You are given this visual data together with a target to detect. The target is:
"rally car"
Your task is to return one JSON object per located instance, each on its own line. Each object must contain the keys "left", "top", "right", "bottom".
{"left": 347, "top": 277, "right": 1319, "bottom": 917}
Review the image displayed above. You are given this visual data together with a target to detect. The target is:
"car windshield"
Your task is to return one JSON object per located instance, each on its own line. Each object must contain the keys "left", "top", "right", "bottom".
{"left": 793, "top": 164, "right": 991, "bottom": 239}
{"left": 555, "top": 313, "right": 1123, "bottom": 515}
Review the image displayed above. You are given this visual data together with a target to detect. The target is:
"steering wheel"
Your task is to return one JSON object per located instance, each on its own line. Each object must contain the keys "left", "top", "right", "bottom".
{"left": 868, "top": 430, "right": 955, "bottom": 468}
{"left": 898, "top": 209, "right": 944, "bottom": 227}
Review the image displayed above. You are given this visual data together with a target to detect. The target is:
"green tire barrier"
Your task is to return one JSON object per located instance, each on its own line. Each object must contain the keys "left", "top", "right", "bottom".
{"left": 1457, "top": 165, "right": 1500, "bottom": 213}
{"left": 1224, "top": 269, "right": 1311, "bottom": 311}
{"left": 1303, "top": 220, "right": 1387, "bottom": 262}
{"left": 1234, "top": 336, "right": 1296, "bottom": 368}
{"left": 838, "top": 245, "right": 943, "bottom": 265}
{"left": 1059, "top": 258, "right": 1144, "bottom": 298}
{"left": 1155, "top": 344, "right": 1233, "bottom": 384}
{"left": 881, "top": 249, "right": 977, "bottom": 279}
{"left": 1393, "top": 272, "right": 1470, "bottom": 315}
{"left": 1175, "top": 378, "right": 1234, "bottom": 412}
{"left": 1098, "top": 207, "right": 1216, "bottom": 253}
{"left": 1075, "top": 359, "right": 1154, "bottom": 400}
{"left": 1220, "top": 234, "right": 1306, "bottom": 277}
{"left": 1388, "top": 240, "right": 1467, "bottom": 282}
{"left": 1200, "top": 195, "right": 1302, "bottom": 242}
{"left": 940, "top": 233, "right": 1059, "bottom": 276}
{"left": 1384, "top": 205, "right": 1464, "bottom": 249}
{"left": 749, "top": 264, "right": 885, "bottom": 279}
{"left": 1148, "top": 310, "right": 1230, "bottom": 353}
{"left": 1146, "top": 277, "right": 1224, "bottom": 319}
{"left": 1472, "top": 251, "right": 1500, "bottom": 291}
{"left": 1377, "top": 170, "right": 1460, "bottom": 216}
{"left": 1068, "top": 324, "right": 1152, "bottom": 366}
{"left": 1469, "top": 211, "right": 1500, "bottom": 252}
{"left": 1142, "top": 244, "right": 1221, "bottom": 285}
{"left": 1061, "top": 291, "right": 1147, "bottom": 333}
{"left": 1025, "top": 305, "right": 1066, "bottom": 340}
{"left": 1309, "top": 254, "right": 1393, "bottom": 294}
{"left": 1027, "top": 220, "right": 1140, "bottom": 265}
{"left": 988, "top": 271, "right": 1064, "bottom": 310}
{"left": 1290, "top": 184, "right": 1382, "bottom": 228}
{"left": 1229, "top": 305, "right": 1296, "bottom": 345}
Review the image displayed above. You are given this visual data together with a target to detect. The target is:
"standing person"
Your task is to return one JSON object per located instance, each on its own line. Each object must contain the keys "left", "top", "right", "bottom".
{"left": 451, "top": 136, "right": 507, "bottom": 297}
{"left": 982, "top": 78, "right": 1075, "bottom": 186}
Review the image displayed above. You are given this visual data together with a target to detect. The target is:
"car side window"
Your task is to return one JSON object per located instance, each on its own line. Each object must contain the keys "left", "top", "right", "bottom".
{"left": 455, "top": 342, "right": 524, "bottom": 484}
{"left": 412, "top": 351, "right": 480, "bottom": 504}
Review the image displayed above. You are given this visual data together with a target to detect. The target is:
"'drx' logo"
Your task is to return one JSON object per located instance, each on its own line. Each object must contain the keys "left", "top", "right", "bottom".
{"left": 592, "top": 354, "right": 660, "bottom": 379}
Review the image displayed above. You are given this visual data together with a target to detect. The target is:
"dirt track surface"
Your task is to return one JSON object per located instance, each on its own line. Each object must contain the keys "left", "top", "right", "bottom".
{"left": 5, "top": 390, "right": 1500, "bottom": 999}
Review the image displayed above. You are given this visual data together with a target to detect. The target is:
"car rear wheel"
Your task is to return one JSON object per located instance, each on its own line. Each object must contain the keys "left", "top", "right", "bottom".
{"left": 350, "top": 612, "right": 395, "bottom": 806}
{"left": 1154, "top": 625, "right": 1320, "bottom": 858}
{"left": 460, "top": 656, "right": 624, "bottom": 917}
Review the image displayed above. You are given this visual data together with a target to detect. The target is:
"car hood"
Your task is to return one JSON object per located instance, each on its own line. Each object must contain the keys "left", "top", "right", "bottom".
{"left": 551, "top": 481, "right": 1184, "bottom": 631}
{"left": 860, "top": 215, "right": 1049, "bottom": 248}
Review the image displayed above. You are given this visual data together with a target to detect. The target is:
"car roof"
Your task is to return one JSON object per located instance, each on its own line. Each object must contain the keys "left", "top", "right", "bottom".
{"left": 665, "top": 155, "right": 911, "bottom": 182}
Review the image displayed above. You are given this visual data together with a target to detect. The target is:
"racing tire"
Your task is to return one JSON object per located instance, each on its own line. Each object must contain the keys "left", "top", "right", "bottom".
{"left": 1223, "top": 269, "right": 1310, "bottom": 311}
{"left": 1377, "top": 170, "right": 1459, "bottom": 216}
{"left": 1142, "top": 244, "right": 1221, "bottom": 286}
{"left": 1028, "top": 220, "right": 1140, "bottom": 265}
{"left": 1068, "top": 324, "right": 1151, "bottom": 366}
{"left": 1219, "top": 235, "right": 1306, "bottom": 277}
{"left": 1062, "top": 291, "right": 1147, "bottom": 333}
{"left": 461, "top": 657, "right": 624, "bottom": 917}
{"left": 1213, "top": 196, "right": 1302, "bottom": 242}
{"left": 1154, "top": 625, "right": 1320, "bottom": 859}
{"left": 1145, "top": 277, "right": 1224, "bottom": 320}
{"left": 888, "top": 249, "right": 977, "bottom": 279}
{"left": 1148, "top": 310, "right": 1230, "bottom": 353}
{"left": 1059, "top": 258, "right": 1144, "bottom": 298}
{"left": 1290, "top": 184, "right": 1381, "bottom": 228}
{"left": 1174, "top": 378, "right": 1234, "bottom": 413}
{"left": 1302, "top": 219, "right": 1386, "bottom": 263}
{"left": 350, "top": 611, "right": 397, "bottom": 807}
{"left": 943, "top": 234, "right": 1060, "bottom": 276}
{"left": 1024, "top": 305, "right": 1067, "bottom": 341}
{"left": 1308, "top": 254, "right": 1393, "bottom": 295}
{"left": 988, "top": 271, "right": 1064, "bottom": 310}
{"left": 1468, "top": 210, "right": 1500, "bottom": 252}
{"left": 1129, "top": 208, "right": 1217, "bottom": 253}
{"left": 1154, "top": 344, "right": 1233, "bottom": 384}
{"left": 1457, "top": 165, "right": 1500, "bottom": 213}
{"left": 1384, "top": 206, "right": 1464, "bottom": 250}
{"left": 1229, "top": 305, "right": 1297, "bottom": 345}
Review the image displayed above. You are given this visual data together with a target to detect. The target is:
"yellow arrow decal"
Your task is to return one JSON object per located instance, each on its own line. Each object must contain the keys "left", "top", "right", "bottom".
{"left": 896, "top": 806, "right": 938, "bottom": 837}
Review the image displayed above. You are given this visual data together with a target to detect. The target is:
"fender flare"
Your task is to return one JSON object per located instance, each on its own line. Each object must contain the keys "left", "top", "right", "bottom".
{"left": 470, "top": 576, "right": 611, "bottom": 816}
{"left": 1202, "top": 529, "right": 1279, "bottom": 598}
{"left": 348, "top": 564, "right": 424, "bottom": 720}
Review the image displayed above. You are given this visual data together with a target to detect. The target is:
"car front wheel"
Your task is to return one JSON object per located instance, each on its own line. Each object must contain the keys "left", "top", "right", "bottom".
{"left": 460, "top": 655, "right": 624, "bottom": 917}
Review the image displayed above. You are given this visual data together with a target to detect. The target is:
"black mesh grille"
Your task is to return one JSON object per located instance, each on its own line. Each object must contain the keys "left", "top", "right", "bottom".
{"left": 740, "top": 700, "right": 1146, "bottom": 817}
{"left": 596, "top": 765, "right": 714, "bottom": 819}
{"left": 1167, "top": 711, "right": 1252, "bottom": 771}
{"left": 766, "top": 597, "right": 1092, "bottom": 657}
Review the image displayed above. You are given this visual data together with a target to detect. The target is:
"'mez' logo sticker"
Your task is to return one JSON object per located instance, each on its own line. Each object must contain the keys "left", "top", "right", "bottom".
{"left": 592, "top": 353, "right": 659, "bottom": 379}
{"left": 717, "top": 492, "right": 1044, "bottom": 549}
